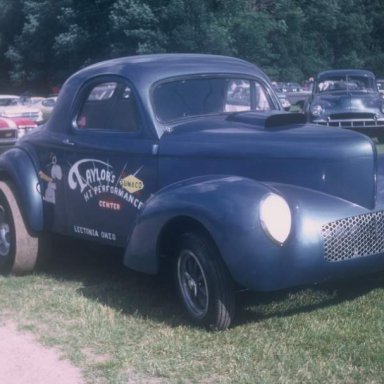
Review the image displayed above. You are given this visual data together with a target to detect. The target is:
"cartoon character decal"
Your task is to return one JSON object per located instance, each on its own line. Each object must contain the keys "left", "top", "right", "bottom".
{"left": 38, "top": 154, "right": 63, "bottom": 204}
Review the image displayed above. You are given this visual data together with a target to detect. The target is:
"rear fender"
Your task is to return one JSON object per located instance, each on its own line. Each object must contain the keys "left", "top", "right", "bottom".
{"left": 124, "top": 175, "right": 275, "bottom": 274}
{"left": 0, "top": 148, "right": 44, "bottom": 232}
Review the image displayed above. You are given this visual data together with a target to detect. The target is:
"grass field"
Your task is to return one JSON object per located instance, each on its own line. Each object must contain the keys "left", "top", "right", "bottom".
{"left": 1, "top": 237, "right": 384, "bottom": 384}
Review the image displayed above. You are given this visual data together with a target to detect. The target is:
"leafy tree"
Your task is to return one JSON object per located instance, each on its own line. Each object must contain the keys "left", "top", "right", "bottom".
{"left": 0, "top": 0, "right": 24, "bottom": 90}
{"left": 1, "top": 0, "right": 384, "bottom": 92}
{"left": 361, "top": 0, "right": 384, "bottom": 76}
{"left": 5, "top": 0, "right": 64, "bottom": 92}
{"left": 53, "top": 0, "right": 114, "bottom": 82}
{"left": 108, "top": 0, "right": 165, "bottom": 56}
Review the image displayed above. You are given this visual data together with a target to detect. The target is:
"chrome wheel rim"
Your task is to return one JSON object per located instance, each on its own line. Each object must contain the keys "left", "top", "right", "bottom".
{"left": 0, "top": 206, "right": 10, "bottom": 258}
{"left": 177, "top": 250, "right": 209, "bottom": 318}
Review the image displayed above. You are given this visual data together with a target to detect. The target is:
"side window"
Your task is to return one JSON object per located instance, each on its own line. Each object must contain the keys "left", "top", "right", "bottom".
{"left": 225, "top": 80, "right": 273, "bottom": 112}
{"left": 254, "top": 82, "right": 273, "bottom": 111}
{"left": 77, "top": 81, "right": 139, "bottom": 132}
{"left": 225, "top": 80, "right": 251, "bottom": 112}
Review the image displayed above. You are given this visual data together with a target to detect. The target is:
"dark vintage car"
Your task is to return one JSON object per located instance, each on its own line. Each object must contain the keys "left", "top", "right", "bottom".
{"left": 305, "top": 69, "right": 384, "bottom": 143}
{"left": 2, "top": 54, "right": 384, "bottom": 330}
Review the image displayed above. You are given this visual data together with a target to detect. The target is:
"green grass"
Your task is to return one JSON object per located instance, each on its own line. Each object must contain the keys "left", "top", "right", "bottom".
{"left": 1, "top": 237, "right": 384, "bottom": 383}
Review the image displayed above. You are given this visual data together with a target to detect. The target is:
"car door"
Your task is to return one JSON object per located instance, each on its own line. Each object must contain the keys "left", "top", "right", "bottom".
{"left": 37, "top": 77, "right": 158, "bottom": 247}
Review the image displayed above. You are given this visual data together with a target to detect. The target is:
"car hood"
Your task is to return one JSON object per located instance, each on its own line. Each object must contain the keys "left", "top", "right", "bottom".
{"left": 10, "top": 117, "right": 38, "bottom": 126}
{"left": 0, "top": 118, "right": 16, "bottom": 129}
{"left": 159, "top": 112, "right": 376, "bottom": 208}
{"left": 312, "top": 92, "right": 383, "bottom": 114}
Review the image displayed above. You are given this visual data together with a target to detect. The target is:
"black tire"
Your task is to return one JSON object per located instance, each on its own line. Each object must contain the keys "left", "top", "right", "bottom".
{"left": 175, "top": 232, "right": 235, "bottom": 330}
{"left": 0, "top": 180, "right": 46, "bottom": 275}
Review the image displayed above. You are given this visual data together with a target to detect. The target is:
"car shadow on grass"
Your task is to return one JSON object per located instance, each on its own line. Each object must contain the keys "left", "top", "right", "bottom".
{"left": 41, "top": 236, "right": 186, "bottom": 327}
{"left": 236, "top": 271, "right": 384, "bottom": 326}
{"left": 42, "top": 236, "right": 384, "bottom": 329}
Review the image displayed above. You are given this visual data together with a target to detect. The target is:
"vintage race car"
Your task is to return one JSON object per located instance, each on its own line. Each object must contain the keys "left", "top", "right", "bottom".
{"left": 305, "top": 69, "right": 384, "bottom": 143}
{"left": 1, "top": 54, "right": 384, "bottom": 330}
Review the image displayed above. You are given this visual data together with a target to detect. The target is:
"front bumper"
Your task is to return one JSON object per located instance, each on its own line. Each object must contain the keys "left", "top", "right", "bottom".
{"left": 312, "top": 114, "right": 384, "bottom": 129}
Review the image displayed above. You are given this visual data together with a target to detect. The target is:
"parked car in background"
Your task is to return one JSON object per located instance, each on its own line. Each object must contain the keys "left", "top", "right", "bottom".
{"left": 40, "top": 97, "right": 57, "bottom": 121}
{"left": 305, "top": 69, "right": 384, "bottom": 144}
{"left": 272, "top": 82, "right": 311, "bottom": 111}
{"left": 22, "top": 96, "right": 57, "bottom": 123}
{"left": 11, "top": 117, "right": 38, "bottom": 138}
{"left": 0, "top": 95, "right": 43, "bottom": 124}
{"left": 285, "top": 82, "right": 303, "bottom": 92}
{"left": 273, "top": 82, "right": 302, "bottom": 93}
{"left": 3, "top": 54, "right": 384, "bottom": 330}
{"left": 19, "top": 96, "right": 45, "bottom": 105}
{"left": 276, "top": 92, "right": 291, "bottom": 110}
{"left": 0, "top": 117, "right": 18, "bottom": 149}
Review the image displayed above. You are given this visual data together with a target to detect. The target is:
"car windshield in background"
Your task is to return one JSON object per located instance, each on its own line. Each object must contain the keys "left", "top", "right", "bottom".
{"left": 0, "top": 98, "right": 19, "bottom": 106}
{"left": 316, "top": 75, "right": 376, "bottom": 93}
{"left": 153, "top": 77, "right": 274, "bottom": 123}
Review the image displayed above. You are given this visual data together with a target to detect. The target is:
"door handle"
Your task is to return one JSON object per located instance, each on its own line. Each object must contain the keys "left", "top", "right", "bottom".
{"left": 62, "top": 138, "right": 75, "bottom": 146}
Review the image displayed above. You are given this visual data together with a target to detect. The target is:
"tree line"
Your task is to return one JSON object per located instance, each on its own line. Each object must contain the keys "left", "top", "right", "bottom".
{"left": 1, "top": 0, "right": 383, "bottom": 94}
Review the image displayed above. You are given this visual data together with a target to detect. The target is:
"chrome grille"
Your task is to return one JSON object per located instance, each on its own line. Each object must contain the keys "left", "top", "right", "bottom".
{"left": 21, "top": 112, "right": 40, "bottom": 120}
{"left": 322, "top": 211, "right": 384, "bottom": 262}
{"left": 314, "top": 113, "right": 384, "bottom": 129}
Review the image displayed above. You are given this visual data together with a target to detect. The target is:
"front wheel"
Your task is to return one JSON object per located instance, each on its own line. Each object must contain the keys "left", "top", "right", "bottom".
{"left": 0, "top": 180, "right": 47, "bottom": 275}
{"left": 175, "top": 232, "right": 235, "bottom": 330}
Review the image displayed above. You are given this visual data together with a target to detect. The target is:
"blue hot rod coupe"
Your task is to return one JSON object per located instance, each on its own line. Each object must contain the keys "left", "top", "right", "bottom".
{"left": 1, "top": 54, "right": 384, "bottom": 330}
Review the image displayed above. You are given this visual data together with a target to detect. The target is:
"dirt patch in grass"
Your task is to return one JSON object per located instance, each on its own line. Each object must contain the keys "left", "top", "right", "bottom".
{"left": 0, "top": 323, "right": 85, "bottom": 384}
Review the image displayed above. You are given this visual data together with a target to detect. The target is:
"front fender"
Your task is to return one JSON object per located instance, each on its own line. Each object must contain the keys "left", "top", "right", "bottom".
{"left": 0, "top": 148, "right": 44, "bottom": 232}
{"left": 124, "top": 175, "right": 276, "bottom": 274}
{"left": 124, "top": 175, "right": 383, "bottom": 292}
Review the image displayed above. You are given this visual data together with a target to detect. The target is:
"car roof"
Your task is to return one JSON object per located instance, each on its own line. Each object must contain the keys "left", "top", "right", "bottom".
{"left": 51, "top": 54, "right": 276, "bottom": 138}
{"left": 68, "top": 54, "right": 270, "bottom": 88}
{"left": 316, "top": 69, "right": 375, "bottom": 81}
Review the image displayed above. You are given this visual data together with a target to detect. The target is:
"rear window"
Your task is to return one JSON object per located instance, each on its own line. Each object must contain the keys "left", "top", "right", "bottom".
{"left": 76, "top": 81, "right": 139, "bottom": 132}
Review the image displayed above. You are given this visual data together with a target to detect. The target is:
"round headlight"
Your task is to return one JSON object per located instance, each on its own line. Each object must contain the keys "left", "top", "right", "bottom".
{"left": 260, "top": 193, "right": 292, "bottom": 245}
{"left": 310, "top": 104, "right": 323, "bottom": 116}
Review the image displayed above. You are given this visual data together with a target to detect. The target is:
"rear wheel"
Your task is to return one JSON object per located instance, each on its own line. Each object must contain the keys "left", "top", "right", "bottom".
{"left": 175, "top": 232, "right": 235, "bottom": 330}
{"left": 0, "top": 180, "right": 47, "bottom": 275}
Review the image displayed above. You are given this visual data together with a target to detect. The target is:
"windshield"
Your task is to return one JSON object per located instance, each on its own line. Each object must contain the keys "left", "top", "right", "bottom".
{"left": 152, "top": 77, "right": 275, "bottom": 123}
{"left": 0, "top": 98, "right": 19, "bottom": 106}
{"left": 316, "top": 75, "right": 376, "bottom": 93}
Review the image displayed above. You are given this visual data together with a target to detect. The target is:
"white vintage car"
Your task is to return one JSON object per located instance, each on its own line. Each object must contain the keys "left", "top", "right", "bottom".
{"left": 0, "top": 95, "right": 43, "bottom": 124}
